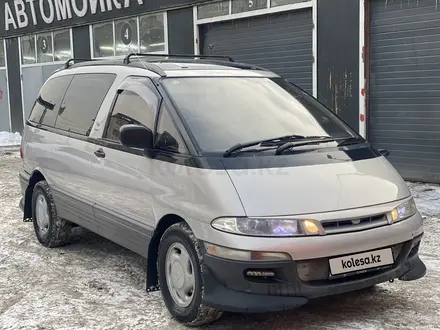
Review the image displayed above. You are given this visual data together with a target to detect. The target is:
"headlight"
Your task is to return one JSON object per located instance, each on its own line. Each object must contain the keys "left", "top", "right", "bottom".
{"left": 211, "top": 217, "right": 322, "bottom": 237}
{"left": 391, "top": 198, "right": 417, "bottom": 223}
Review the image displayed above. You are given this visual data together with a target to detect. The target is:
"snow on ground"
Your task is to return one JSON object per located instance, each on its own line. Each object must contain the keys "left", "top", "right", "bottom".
{"left": 408, "top": 182, "right": 440, "bottom": 218}
{"left": 0, "top": 132, "right": 21, "bottom": 147}
{"left": 0, "top": 151, "right": 440, "bottom": 330}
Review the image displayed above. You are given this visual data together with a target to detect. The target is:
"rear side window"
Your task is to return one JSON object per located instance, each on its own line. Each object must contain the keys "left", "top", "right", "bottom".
{"left": 104, "top": 81, "right": 160, "bottom": 142}
{"left": 54, "top": 73, "right": 116, "bottom": 136}
{"left": 28, "top": 75, "right": 73, "bottom": 127}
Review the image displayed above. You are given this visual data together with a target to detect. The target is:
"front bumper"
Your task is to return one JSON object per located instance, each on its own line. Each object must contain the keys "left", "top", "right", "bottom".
{"left": 201, "top": 233, "right": 425, "bottom": 313}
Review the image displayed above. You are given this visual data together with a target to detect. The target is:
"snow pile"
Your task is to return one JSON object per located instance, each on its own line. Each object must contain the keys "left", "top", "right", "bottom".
{"left": 0, "top": 131, "right": 21, "bottom": 147}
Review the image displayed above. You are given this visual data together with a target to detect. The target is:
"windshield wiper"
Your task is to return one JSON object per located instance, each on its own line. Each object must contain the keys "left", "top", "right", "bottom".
{"left": 275, "top": 136, "right": 364, "bottom": 155}
{"left": 260, "top": 135, "right": 332, "bottom": 147}
{"left": 336, "top": 136, "right": 365, "bottom": 146}
{"left": 223, "top": 135, "right": 331, "bottom": 157}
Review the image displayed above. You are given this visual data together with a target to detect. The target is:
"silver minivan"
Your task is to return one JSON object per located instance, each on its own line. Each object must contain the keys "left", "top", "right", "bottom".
{"left": 19, "top": 54, "right": 426, "bottom": 326}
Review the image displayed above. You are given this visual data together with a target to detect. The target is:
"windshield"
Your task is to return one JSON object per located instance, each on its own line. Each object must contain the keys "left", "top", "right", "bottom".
{"left": 162, "top": 77, "right": 357, "bottom": 153}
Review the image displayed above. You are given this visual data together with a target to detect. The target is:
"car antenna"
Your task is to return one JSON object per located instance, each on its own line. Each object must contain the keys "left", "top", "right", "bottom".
{"left": 128, "top": 43, "right": 155, "bottom": 71}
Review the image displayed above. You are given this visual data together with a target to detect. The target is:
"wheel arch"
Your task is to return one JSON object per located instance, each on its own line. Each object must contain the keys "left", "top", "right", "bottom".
{"left": 146, "top": 213, "right": 187, "bottom": 291}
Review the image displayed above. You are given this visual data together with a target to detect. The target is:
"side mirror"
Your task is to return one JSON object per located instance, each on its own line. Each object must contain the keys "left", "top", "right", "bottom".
{"left": 378, "top": 148, "right": 390, "bottom": 157}
{"left": 120, "top": 124, "right": 153, "bottom": 150}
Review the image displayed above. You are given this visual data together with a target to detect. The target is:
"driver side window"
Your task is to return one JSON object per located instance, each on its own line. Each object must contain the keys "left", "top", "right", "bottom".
{"left": 104, "top": 87, "right": 159, "bottom": 142}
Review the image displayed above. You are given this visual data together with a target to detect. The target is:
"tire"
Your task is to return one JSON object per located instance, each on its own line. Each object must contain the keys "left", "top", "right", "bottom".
{"left": 32, "top": 180, "right": 72, "bottom": 247}
{"left": 158, "top": 222, "right": 223, "bottom": 327}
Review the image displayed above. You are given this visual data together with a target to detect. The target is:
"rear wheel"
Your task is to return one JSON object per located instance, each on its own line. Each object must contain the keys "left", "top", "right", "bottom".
{"left": 32, "top": 180, "right": 72, "bottom": 247}
{"left": 158, "top": 222, "right": 223, "bottom": 326}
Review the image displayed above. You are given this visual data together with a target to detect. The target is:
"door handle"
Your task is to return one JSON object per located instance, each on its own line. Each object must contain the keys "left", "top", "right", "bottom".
{"left": 94, "top": 148, "right": 106, "bottom": 158}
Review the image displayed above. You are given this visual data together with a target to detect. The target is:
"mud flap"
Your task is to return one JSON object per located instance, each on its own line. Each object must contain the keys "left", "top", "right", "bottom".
{"left": 19, "top": 197, "right": 32, "bottom": 222}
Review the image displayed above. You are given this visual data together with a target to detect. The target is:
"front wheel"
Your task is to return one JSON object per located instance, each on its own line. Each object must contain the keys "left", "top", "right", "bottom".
{"left": 158, "top": 222, "right": 223, "bottom": 327}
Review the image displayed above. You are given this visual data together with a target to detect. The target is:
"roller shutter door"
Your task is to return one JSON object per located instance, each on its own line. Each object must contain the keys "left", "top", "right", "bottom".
{"left": 200, "top": 8, "right": 313, "bottom": 93}
{"left": 370, "top": 0, "right": 440, "bottom": 183}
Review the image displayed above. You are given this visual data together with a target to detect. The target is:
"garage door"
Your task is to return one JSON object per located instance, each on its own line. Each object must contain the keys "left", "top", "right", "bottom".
{"left": 370, "top": 0, "right": 440, "bottom": 183}
{"left": 200, "top": 8, "right": 313, "bottom": 93}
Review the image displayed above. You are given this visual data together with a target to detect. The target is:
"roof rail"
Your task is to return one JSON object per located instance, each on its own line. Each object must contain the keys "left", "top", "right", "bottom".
{"left": 63, "top": 57, "right": 166, "bottom": 76}
{"left": 123, "top": 53, "right": 235, "bottom": 64}
{"left": 64, "top": 58, "right": 97, "bottom": 69}
{"left": 214, "top": 61, "right": 268, "bottom": 71}
{"left": 128, "top": 62, "right": 167, "bottom": 77}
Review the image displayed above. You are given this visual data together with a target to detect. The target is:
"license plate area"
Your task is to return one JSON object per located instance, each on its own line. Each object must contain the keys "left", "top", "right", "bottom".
{"left": 329, "top": 248, "right": 394, "bottom": 276}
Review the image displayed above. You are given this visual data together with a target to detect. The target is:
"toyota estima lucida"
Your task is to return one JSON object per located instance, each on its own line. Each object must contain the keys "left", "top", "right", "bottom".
{"left": 19, "top": 54, "right": 426, "bottom": 326}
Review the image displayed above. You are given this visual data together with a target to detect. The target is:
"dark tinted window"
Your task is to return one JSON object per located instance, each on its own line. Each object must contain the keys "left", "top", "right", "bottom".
{"left": 54, "top": 73, "right": 115, "bottom": 136}
{"left": 105, "top": 82, "right": 160, "bottom": 142}
{"left": 162, "top": 77, "right": 356, "bottom": 152}
{"left": 28, "top": 75, "right": 73, "bottom": 127}
{"left": 156, "top": 103, "right": 187, "bottom": 154}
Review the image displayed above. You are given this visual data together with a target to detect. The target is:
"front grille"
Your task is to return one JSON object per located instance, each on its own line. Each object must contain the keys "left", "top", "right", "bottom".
{"left": 321, "top": 214, "right": 389, "bottom": 235}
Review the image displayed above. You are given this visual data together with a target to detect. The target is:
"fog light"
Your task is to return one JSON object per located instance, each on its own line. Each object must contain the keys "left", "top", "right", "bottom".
{"left": 246, "top": 270, "right": 275, "bottom": 277}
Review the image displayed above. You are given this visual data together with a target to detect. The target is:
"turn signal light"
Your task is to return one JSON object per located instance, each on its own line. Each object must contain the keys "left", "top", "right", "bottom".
{"left": 303, "top": 220, "right": 319, "bottom": 234}
{"left": 391, "top": 208, "right": 399, "bottom": 222}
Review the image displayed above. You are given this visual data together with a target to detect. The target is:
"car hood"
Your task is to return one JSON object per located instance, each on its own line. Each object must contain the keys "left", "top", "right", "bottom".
{"left": 224, "top": 156, "right": 410, "bottom": 217}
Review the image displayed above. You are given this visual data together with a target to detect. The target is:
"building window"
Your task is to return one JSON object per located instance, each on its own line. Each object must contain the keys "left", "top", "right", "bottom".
{"left": 0, "top": 40, "right": 5, "bottom": 67}
{"left": 197, "top": 1, "right": 230, "bottom": 19}
{"left": 21, "top": 35, "right": 36, "bottom": 64}
{"left": 54, "top": 29, "right": 73, "bottom": 62}
{"left": 197, "top": 0, "right": 310, "bottom": 19}
{"left": 115, "top": 18, "right": 139, "bottom": 56}
{"left": 92, "top": 12, "right": 167, "bottom": 58}
{"left": 140, "top": 13, "right": 166, "bottom": 53}
{"left": 21, "top": 29, "right": 72, "bottom": 65}
{"left": 93, "top": 22, "right": 115, "bottom": 58}
{"left": 231, "top": 0, "right": 267, "bottom": 13}
{"left": 36, "top": 32, "right": 53, "bottom": 63}
{"left": 271, "top": 0, "right": 309, "bottom": 6}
